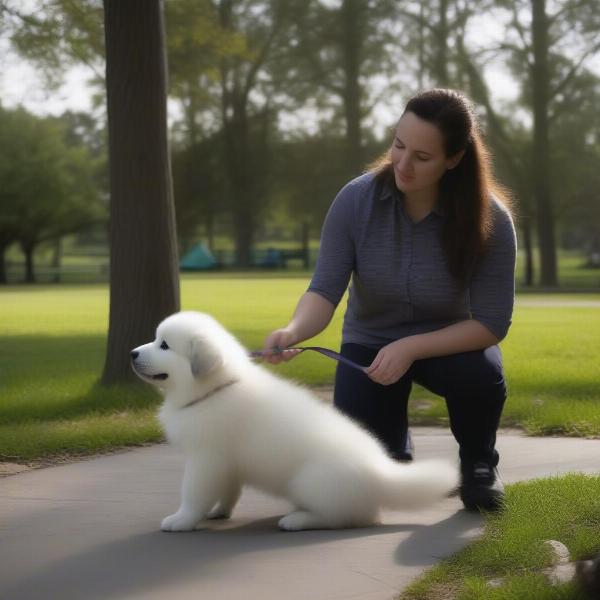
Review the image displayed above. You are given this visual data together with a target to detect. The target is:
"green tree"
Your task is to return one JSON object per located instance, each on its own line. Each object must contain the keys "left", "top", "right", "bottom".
{"left": 212, "top": 0, "right": 289, "bottom": 267}
{"left": 280, "top": 0, "right": 402, "bottom": 178}
{"left": 165, "top": 0, "right": 290, "bottom": 267}
{"left": 407, "top": 0, "right": 600, "bottom": 287}
{"left": 495, "top": 0, "right": 600, "bottom": 286}
{"left": 396, "top": 0, "right": 486, "bottom": 88}
{"left": 0, "top": 106, "right": 102, "bottom": 283}
{"left": 0, "top": 0, "right": 104, "bottom": 87}
{"left": 272, "top": 133, "right": 350, "bottom": 260}
{"left": 165, "top": 0, "right": 231, "bottom": 146}
{"left": 171, "top": 131, "right": 227, "bottom": 252}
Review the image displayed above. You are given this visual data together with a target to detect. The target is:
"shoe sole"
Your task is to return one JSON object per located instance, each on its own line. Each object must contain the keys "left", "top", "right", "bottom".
{"left": 461, "top": 492, "right": 505, "bottom": 512}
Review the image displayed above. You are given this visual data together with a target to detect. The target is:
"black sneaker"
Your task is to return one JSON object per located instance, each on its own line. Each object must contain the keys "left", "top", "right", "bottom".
{"left": 460, "top": 461, "right": 505, "bottom": 512}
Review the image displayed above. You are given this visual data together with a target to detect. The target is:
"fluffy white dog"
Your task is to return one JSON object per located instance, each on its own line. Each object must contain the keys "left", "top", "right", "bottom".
{"left": 131, "top": 311, "right": 458, "bottom": 532}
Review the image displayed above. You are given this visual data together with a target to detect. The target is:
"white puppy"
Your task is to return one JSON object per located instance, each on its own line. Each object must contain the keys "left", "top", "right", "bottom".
{"left": 131, "top": 311, "right": 458, "bottom": 532}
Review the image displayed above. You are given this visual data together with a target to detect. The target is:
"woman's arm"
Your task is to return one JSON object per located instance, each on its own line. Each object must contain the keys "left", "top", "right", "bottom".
{"left": 263, "top": 179, "right": 359, "bottom": 365}
{"left": 286, "top": 291, "right": 336, "bottom": 343}
{"left": 261, "top": 291, "right": 335, "bottom": 364}
{"left": 365, "top": 319, "right": 500, "bottom": 385}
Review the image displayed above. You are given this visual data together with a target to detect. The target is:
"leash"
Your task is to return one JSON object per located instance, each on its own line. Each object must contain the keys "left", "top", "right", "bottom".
{"left": 249, "top": 346, "right": 366, "bottom": 372}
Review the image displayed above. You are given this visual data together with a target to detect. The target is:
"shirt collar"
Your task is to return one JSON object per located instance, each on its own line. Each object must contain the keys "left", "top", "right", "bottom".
{"left": 379, "top": 171, "right": 446, "bottom": 218}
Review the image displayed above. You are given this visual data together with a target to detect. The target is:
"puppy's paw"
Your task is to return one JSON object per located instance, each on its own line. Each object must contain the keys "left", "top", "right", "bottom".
{"left": 161, "top": 512, "right": 201, "bottom": 532}
{"left": 278, "top": 510, "right": 319, "bottom": 531}
{"left": 206, "top": 507, "right": 231, "bottom": 520}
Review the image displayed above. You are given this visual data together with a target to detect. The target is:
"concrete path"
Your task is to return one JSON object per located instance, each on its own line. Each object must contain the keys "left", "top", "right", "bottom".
{"left": 1, "top": 430, "right": 600, "bottom": 600}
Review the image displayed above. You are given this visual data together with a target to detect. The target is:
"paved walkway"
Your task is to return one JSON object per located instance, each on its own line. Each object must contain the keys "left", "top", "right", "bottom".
{"left": 1, "top": 429, "right": 600, "bottom": 600}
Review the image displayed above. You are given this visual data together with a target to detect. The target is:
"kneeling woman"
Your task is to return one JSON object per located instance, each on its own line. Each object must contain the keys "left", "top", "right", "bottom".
{"left": 263, "top": 88, "right": 517, "bottom": 512}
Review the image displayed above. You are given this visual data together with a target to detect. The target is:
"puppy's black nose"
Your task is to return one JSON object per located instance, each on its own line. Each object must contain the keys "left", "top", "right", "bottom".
{"left": 130, "top": 351, "right": 139, "bottom": 360}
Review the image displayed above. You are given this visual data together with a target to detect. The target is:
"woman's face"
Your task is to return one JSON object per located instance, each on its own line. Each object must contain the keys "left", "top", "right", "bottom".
{"left": 391, "top": 111, "right": 462, "bottom": 196}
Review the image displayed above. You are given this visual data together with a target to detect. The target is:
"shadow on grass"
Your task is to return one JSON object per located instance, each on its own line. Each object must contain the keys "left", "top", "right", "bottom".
{"left": 2, "top": 334, "right": 160, "bottom": 425}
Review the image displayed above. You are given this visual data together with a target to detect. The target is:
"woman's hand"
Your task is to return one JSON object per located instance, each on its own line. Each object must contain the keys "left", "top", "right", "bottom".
{"left": 364, "top": 338, "right": 416, "bottom": 385}
{"left": 261, "top": 328, "right": 302, "bottom": 364}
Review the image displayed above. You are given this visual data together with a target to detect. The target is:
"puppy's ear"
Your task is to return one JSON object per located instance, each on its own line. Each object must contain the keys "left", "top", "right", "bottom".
{"left": 190, "top": 335, "right": 224, "bottom": 378}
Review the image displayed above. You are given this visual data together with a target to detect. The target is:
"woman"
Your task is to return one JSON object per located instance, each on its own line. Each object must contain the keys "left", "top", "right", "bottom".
{"left": 262, "top": 88, "right": 516, "bottom": 512}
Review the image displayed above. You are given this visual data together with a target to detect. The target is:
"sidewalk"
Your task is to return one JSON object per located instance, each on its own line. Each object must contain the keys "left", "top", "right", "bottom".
{"left": 1, "top": 429, "right": 599, "bottom": 600}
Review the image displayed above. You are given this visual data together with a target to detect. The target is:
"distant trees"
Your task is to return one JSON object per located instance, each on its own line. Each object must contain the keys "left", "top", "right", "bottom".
{"left": 0, "top": 106, "right": 103, "bottom": 283}
{"left": 490, "top": 0, "right": 600, "bottom": 286}
{"left": 397, "top": 0, "right": 600, "bottom": 287}
{"left": 2, "top": 0, "right": 600, "bottom": 287}
{"left": 166, "top": 0, "right": 287, "bottom": 267}
{"left": 280, "top": 0, "right": 401, "bottom": 177}
{"left": 166, "top": 0, "right": 404, "bottom": 262}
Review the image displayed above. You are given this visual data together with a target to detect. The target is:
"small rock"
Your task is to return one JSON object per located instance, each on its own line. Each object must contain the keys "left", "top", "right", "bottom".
{"left": 542, "top": 562, "right": 577, "bottom": 585}
{"left": 486, "top": 541, "right": 573, "bottom": 590}
{"left": 544, "top": 539, "right": 571, "bottom": 565}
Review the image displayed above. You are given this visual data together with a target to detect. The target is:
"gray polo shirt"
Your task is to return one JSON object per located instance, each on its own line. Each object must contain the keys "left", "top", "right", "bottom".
{"left": 308, "top": 171, "right": 517, "bottom": 348}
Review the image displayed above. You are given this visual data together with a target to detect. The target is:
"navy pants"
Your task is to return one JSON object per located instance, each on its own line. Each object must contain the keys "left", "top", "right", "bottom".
{"left": 333, "top": 343, "right": 507, "bottom": 468}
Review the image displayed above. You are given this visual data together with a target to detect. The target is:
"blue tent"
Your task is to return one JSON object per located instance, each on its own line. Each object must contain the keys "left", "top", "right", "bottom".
{"left": 180, "top": 243, "right": 217, "bottom": 270}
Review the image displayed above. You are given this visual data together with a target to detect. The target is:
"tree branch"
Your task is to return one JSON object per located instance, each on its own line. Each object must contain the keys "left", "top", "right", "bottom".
{"left": 547, "top": 0, "right": 589, "bottom": 25}
{"left": 549, "top": 40, "right": 600, "bottom": 104}
{"left": 395, "top": 7, "right": 436, "bottom": 34}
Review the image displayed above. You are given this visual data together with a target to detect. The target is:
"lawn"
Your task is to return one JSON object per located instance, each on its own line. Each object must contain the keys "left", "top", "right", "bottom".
{"left": 400, "top": 473, "right": 600, "bottom": 600}
{"left": 1, "top": 276, "right": 599, "bottom": 462}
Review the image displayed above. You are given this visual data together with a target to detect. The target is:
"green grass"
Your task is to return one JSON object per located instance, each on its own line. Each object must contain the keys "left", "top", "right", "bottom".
{"left": 1, "top": 277, "right": 600, "bottom": 462}
{"left": 515, "top": 249, "right": 600, "bottom": 290}
{"left": 400, "top": 473, "right": 600, "bottom": 600}
{"left": 0, "top": 277, "right": 344, "bottom": 462}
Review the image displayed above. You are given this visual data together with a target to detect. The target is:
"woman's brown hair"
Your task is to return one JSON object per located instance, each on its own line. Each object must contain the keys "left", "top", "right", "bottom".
{"left": 367, "top": 88, "right": 513, "bottom": 284}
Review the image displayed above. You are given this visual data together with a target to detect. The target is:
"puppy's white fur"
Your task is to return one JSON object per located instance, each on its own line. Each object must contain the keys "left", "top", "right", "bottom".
{"left": 131, "top": 311, "right": 458, "bottom": 532}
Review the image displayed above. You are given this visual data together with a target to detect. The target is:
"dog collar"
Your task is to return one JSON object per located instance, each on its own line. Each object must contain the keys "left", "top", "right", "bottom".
{"left": 181, "top": 379, "right": 239, "bottom": 409}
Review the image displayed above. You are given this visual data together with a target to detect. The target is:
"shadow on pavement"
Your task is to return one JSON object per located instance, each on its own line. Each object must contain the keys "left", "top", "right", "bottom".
{"left": 394, "top": 509, "right": 483, "bottom": 566}
{"left": 4, "top": 513, "right": 445, "bottom": 600}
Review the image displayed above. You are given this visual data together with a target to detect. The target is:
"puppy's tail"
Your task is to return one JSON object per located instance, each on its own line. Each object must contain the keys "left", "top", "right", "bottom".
{"left": 376, "top": 458, "right": 459, "bottom": 509}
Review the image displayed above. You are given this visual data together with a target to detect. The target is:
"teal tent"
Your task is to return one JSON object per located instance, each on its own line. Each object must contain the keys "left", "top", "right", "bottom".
{"left": 180, "top": 243, "right": 217, "bottom": 270}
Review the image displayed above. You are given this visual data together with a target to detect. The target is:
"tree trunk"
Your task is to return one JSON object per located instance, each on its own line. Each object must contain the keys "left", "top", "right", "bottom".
{"left": 0, "top": 242, "right": 8, "bottom": 284}
{"left": 301, "top": 220, "right": 310, "bottom": 269}
{"left": 206, "top": 213, "right": 215, "bottom": 252}
{"left": 531, "top": 0, "right": 557, "bottom": 287}
{"left": 434, "top": 0, "right": 449, "bottom": 87}
{"left": 21, "top": 241, "right": 36, "bottom": 283}
{"left": 51, "top": 237, "right": 62, "bottom": 283}
{"left": 226, "top": 109, "right": 255, "bottom": 267}
{"left": 521, "top": 218, "right": 534, "bottom": 286}
{"left": 218, "top": 2, "right": 254, "bottom": 268}
{"left": 417, "top": 3, "right": 425, "bottom": 89}
{"left": 101, "top": 0, "right": 180, "bottom": 385}
{"left": 340, "top": 0, "right": 364, "bottom": 176}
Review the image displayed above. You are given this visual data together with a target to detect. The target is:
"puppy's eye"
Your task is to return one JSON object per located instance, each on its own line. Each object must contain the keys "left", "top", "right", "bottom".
{"left": 160, "top": 341, "right": 169, "bottom": 350}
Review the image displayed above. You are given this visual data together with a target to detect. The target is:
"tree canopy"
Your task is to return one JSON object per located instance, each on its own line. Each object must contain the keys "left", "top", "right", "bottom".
{"left": 1, "top": 0, "right": 600, "bottom": 285}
